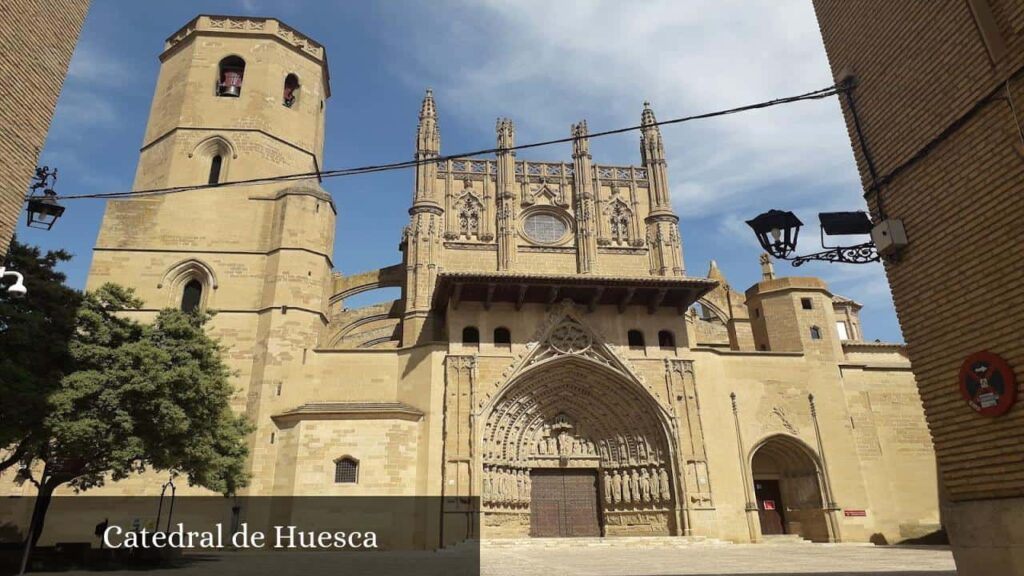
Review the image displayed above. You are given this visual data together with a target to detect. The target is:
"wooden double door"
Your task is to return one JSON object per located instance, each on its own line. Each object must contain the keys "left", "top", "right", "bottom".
{"left": 530, "top": 469, "right": 601, "bottom": 537}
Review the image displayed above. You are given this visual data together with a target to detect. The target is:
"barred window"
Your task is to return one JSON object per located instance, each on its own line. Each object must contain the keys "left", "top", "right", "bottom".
{"left": 335, "top": 458, "right": 358, "bottom": 483}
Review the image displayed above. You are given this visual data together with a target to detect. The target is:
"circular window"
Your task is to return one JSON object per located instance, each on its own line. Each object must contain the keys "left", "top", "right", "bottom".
{"left": 523, "top": 212, "right": 568, "bottom": 244}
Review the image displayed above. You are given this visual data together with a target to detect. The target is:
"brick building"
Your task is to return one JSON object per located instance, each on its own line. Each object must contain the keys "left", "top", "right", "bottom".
{"left": 0, "top": 0, "right": 90, "bottom": 256}
{"left": 813, "top": 1, "right": 1024, "bottom": 573}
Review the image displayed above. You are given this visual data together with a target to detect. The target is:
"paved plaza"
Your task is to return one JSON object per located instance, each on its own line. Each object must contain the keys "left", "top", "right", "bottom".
{"left": 481, "top": 542, "right": 957, "bottom": 576}
{"left": 19, "top": 542, "right": 956, "bottom": 576}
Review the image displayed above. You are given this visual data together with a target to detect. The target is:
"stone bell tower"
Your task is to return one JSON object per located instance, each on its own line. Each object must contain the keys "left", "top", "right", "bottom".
{"left": 87, "top": 15, "right": 334, "bottom": 493}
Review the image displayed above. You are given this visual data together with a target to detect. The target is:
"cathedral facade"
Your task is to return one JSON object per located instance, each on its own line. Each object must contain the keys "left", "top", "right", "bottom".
{"left": 22, "top": 16, "right": 941, "bottom": 545}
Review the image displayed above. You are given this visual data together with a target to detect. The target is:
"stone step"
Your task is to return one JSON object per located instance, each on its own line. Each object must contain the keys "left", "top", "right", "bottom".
{"left": 759, "top": 534, "right": 815, "bottom": 545}
{"left": 478, "top": 536, "right": 730, "bottom": 549}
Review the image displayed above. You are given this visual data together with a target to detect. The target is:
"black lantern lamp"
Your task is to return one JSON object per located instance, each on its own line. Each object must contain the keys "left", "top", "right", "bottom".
{"left": 747, "top": 209, "right": 882, "bottom": 267}
{"left": 25, "top": 167, "right": 65, "bottom": 230}
{"left": 745, "top": 209, "right": 803, "bottom": 259}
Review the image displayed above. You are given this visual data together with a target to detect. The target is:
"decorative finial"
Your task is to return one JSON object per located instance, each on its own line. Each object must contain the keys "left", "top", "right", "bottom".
{"left": 419, "top": 88, "right": 436, "bottom": 119}
{"left": 759, "top": 252, "right": 776, "bottom": 281}
{"left": 641, "top": 101, "right": 657, "bottom": 127}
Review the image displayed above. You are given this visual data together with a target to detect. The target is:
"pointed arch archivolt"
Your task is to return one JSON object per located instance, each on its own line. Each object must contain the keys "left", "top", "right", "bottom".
{"left": 159, "top": 258, "right": 218, "bottom": 309}
{"left": 481, "top": 356, "right": 673, "bottom": 468}
{"left": 189, "top": 134, "right": 238, "bottom": 160}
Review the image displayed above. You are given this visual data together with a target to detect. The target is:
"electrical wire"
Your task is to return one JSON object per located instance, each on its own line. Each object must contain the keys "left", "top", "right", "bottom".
{"left": 34, "top": 84, "right": 844, "bottom": 202}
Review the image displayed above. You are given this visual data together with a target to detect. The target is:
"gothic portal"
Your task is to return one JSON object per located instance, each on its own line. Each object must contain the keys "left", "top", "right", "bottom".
{"left": 479, "top": 315, "right": 679, "bottom": 536}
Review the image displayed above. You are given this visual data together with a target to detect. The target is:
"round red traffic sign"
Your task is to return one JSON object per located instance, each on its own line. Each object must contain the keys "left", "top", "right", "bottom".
{"left": 959, "top": 351, "right": 1017, "bottom": 417}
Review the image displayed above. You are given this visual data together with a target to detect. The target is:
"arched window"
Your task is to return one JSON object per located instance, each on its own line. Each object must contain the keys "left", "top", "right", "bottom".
{"left": 334, "top": 457, "right": 358, "bottom": 483}
{"left": 628, "top": 329, "right": 645, "bottom": 348}
{"left": 462, "top": 326, "right": 480, "bottom": 345}
{"left": 608, "top": 201, "right": 632, "bottom": 245}
{"left": 283, "top": 73, "right": 300, "bottom": 107}
{"left": 810, "top": 326, "right": 822, "bottom": 340}
{"left": 208, "top": 155, "right": 223, "bottom": 185}
{"left": 658, "top": 330, "right": 675, "bottom": 348}
{"left": 217, "top": 56, "right": 246, "bottom": 97}
{"left": 181, "top": 279, "right": 203, "bottom": 313}
{"left": 494, "top": 327, "right": 511, "bottom": 346}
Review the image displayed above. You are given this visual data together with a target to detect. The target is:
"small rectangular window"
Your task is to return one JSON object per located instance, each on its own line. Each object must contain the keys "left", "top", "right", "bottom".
{"left": 801, "top": 298, "right": 813, "bottom": 310}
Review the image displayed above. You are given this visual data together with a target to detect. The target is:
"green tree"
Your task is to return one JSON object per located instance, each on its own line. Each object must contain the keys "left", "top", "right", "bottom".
{"left": 0, "top": 240, "right": 81, "bottom": 473}
{"left": 0, "top": 249, "right": 251, "bottom": 569}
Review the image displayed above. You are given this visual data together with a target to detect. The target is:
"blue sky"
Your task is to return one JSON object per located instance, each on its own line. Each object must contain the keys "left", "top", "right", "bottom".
{"left": 18, "top": 0, "right": 903, "bottom": 342}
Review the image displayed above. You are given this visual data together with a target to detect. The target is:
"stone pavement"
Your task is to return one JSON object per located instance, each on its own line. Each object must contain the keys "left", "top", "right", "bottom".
{"left": 480, "top": 540, "right": 957, "bottom": 576}
{"left": 18, "top": 541, "right": 956, "bottom": 576}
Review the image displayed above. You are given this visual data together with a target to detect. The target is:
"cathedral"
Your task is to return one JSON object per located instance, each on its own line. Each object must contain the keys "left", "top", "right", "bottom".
{"left": 14, "top": 15, "right": 942, "bottom": 546}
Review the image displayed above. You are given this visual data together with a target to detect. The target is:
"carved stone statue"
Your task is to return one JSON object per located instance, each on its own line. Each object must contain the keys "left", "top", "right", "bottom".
{"left": 603, "top": 470, "right": 612, "bottom": 502}
{"left": 622, "top": 471, "right": 632, "bottom": 503}
{"left": 524, "top": 471, "right": 531, "bottom": 500}
{"left": 483, "top": 466, "right": 492, "bottom": 501}
{"left": 612, "top": 470, "right": 623, "bottom": 504}
{"left": 659, "top": 468, "right": 671, "bottom": 501}
{"left": 640, "top": 468, "right": 652, "bottom": 502}
{"left": 649, "top": 467, "right": 660, "bottom": 503}
{"left": 516, "top": 470, "right": 524, "bottom": 503}
{"left": 618, "top": 437, "right": 628, "bottom": 463}
{"left": 637, "top": 439, "right": 648, "bottom": 462}
{"left": 629, "top": 469, "right": 640, "bottom": 504}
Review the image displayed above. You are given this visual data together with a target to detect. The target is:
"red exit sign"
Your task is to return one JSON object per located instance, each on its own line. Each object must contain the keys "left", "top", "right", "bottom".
{"left": 844, "top": 509, "right": 867, "bottom": 517}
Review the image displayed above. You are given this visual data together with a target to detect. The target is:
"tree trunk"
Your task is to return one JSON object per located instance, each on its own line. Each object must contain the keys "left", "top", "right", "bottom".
{"left": 18, "top": 479, "right": 57, "bottom": 575}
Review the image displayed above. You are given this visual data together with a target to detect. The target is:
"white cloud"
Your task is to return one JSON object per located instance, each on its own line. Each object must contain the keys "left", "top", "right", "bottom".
{"left": 66, "top": 41, "right": 131, "bottom": 85}
{"left": 394, "top": 0, "right": 861, "bottom": 215}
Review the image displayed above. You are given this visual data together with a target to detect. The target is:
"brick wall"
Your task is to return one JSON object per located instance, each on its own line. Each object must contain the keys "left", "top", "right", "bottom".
{"left": 0, "top": 0, "right": 90, "bottom": 255}
{"left": 813, "top": 0, "right": 1024, "bottom": 502}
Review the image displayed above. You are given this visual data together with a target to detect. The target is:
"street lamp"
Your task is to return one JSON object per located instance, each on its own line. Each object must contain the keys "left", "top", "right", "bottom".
{"left": 746, "top": 209, "right": 892, "bottom": 267}
{"left": 0, "top": 267, "right": 27, "bottom": 297}
{"left": 25, "top": 167, "right": 66, "bottom": 230}
{"left": 745, "top": 209, "right": 803, "bottom": 259}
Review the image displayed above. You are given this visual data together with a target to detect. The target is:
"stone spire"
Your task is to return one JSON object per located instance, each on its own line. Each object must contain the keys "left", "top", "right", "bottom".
{"left": 416, "top": 88, "right": 440, "bottom": 156}
{"left": 405, "top": 89, "right": 444, "bottom": 344}
{"left": 759, "top": 253, "right": 776, "bottom": 281}
{"left": 572, "top": 120, "right": 598, "bottom": 273}
{"left": 572, "top": 119, "right": 591, "bottom": 159}
{"left": 412, "top": 88, "right": 441, "bottom": 206}
{"left": 640, "top": 101, "right": 670, "bottom": 212}
{"left": 707, "top": 259, "right": 726, "bottom": 282}
{"left": 639, "top": 101, "right": 684, "bottom": 276}
{"left": 496, "top": 117, "right": 518, "bottom": 270}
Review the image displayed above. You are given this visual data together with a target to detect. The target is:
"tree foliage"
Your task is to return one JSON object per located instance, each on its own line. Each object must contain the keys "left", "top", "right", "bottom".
{"left": 38, "top": 284, "right": 252, "bottom": 495}
{"left": 0, "top": 240, "right": 80, "bottom": 472}
{"left": 0, "top": 241, "right": 251, "bottom": 552}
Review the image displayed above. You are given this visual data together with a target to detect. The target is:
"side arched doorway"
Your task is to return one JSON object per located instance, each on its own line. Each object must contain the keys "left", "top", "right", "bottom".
{"left": 480, "top": 355, "right": 679, "bottom": 538}
{"left": 750, "top": 435, "right": 831, "bottom": 542}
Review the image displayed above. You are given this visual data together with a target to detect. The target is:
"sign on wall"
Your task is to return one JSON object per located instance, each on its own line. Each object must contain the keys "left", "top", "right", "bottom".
{"left": 959, "top": 351, "right": 1017, "bottom": 417}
